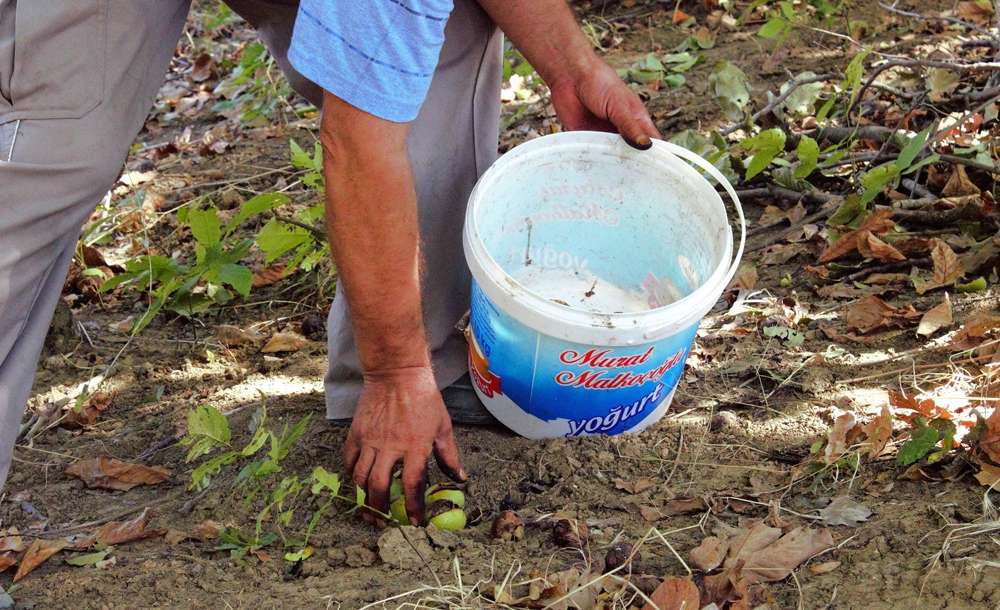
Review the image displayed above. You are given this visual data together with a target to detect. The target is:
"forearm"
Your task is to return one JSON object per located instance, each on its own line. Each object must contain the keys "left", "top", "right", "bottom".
{"left": 475, "top": 0, "right": 598, "bottom": 83}
{"left": 320, "top": 92, "right": 429, "bottom": 372}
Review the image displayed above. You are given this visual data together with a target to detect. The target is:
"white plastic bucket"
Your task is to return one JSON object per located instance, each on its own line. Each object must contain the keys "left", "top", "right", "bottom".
{"left": 463, "top": 132, "right": 745, "bottom": 438}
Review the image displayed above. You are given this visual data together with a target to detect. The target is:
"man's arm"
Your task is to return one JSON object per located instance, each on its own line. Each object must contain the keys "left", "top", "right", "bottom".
{"left": 320, "top": 92, "right": 464, "bottom": 526}
{"left": 477, "top": 0, "right": 660, "bottom": 148}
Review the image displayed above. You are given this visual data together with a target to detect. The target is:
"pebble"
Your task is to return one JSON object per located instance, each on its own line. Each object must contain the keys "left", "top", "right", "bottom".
{"left": 377, "top": 527, "right": 433, "bottom": 569}
{"left": 710, "top": 410, "right": 740, "bottom": 432}
{"left": 425, "top": 524, "right": 460, "bottom": 549}
{"left": 0, "top": 590, "right": 13, "bottom": 610}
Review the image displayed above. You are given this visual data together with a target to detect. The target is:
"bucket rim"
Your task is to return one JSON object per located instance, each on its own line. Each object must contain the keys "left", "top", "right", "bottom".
{"left": 464, "top": 132, "right": 746, "bottom": 345}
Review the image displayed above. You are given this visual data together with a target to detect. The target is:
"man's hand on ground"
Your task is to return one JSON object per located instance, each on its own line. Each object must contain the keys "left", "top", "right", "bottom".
{"left": 344, "top": 366, "right": 466, "bottom": 526}
{"left": 548, "top": 59, "right": 661, "bottom": 150}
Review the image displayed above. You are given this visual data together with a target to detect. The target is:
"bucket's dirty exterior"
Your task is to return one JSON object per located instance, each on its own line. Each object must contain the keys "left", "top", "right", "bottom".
{"left": 463, "top": 132, "right": 745, "bottom": 439}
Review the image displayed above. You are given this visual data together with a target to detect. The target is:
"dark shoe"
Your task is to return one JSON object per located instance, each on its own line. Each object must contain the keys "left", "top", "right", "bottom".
{"left": 442, "top": 374, "right": 499, "bottom": 426}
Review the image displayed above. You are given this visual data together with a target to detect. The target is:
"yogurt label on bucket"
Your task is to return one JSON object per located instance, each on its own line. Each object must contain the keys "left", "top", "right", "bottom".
{"left": 468, "top": 281, "right": 698, "bottom": 438}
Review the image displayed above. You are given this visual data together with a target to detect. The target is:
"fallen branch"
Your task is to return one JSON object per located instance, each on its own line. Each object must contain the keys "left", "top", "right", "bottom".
{"left": 878, "top": 1, "right": 993, "bottom": 36}
{"left": 735, "top": 185, "right": 836, "bottom": 206}
{"left": 852, "top": 58, "right": 1000, "bottom": 117}
{"left": 881, "top": 203, "right": 988, "bottom": 224}
{"left": 841, "top": 257, "right": 931, "bottom": 282}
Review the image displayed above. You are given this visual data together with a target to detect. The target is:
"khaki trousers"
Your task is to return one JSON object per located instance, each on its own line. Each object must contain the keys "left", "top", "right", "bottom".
{"left": 0, "top": 0, "right": 502, "bottom": 488}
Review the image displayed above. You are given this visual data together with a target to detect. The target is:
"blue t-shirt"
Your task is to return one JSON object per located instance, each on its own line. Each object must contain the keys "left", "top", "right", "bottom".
{"left": 288, "top": 0, "right": 454, "bottom": 123}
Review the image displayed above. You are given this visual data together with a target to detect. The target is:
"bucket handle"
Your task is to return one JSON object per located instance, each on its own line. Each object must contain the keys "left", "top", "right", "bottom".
{"left": 652, "top": 140, "right": 747, "bottom": 292}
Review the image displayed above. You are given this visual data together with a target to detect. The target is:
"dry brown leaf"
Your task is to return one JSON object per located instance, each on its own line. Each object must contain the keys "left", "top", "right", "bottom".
{"left": 974, "top": 460, "right": 1000, "bottom": 487}
{"left": 888, "top": 390, "right": 950, "bottom": 420}
{"left": 809, "top": 560, "right": 841, "bottom": 575}
{"left": 846, "top": 295, "right": 920, "bottom": 334}
{"left": 950, "top": 311, "right": 1000, "bottom": 350}
{"left": 95, "top": 508, "right": 162, "bottom": 546}
{"left": 861, "top": 406, "right": 893, "bottom": 459}
{"left": 757, "top": 205, "right": 787, "bottom": 227}
{"left": 917, "top": 294, "right": 953, "bottom": 337}
{"left": 0, "top": 529, "right": 25, "bottom": 553}
{"left": 941, "top": 164, "right": 981, "bottom": 197}
{"left": 740, "top": 526, "right": 835, "bottom": 583}
{"left": 819, "top": 209, "right": 895, "bottom": 263}
{"left": 192, "top": 519, "right": 223, "bottom": 541}
{"left": 760, "top": 243, "right": 806, "bottom": 266}
{"left": 13, "top": 538, "right": 68, "bottom": 582}
{"left": 729, "top": 264, "right": 758, "bottom": 291}
{"left": 672, "top": 8, "right": 692, "bottom": 24}
{"left": 613, "top": 478, "right": 656, "bottom": 494}
{"left": 61, "top": 392, "right": 113, "bottom": 429}
{"left": 957, "top": 0, "right": 995, "bottom": 25}
{"left": 724, "top": 522, "right": 783, "bottom": 566}
{"left": 260, "top": 331, "right": 308, "bottom": 353}
{"left": 690, "top": 536, "right": 729, "bottom": 571}
{"left": 642, "top": 577, "right": 700, "bottom": 610}
{"left": 931, "top": 239, "right": 964, "bottom": 286}
{"left": 663, "top": 496, "right": 709, "bottom": 515}
{"left": 65, "top": 456, "right": 171, "bottom": 491}
{"left": 252, "top": 265, "right": 287, "bottom": 288}
{"left": 856, "top": 230, "right": 906, "bottom": 262}
{"left": 978, "top": 407, "right": 1000, "bottom": 466}
{"left": 824, "top": 413, "right": 857, "bottom": 464}
{"left": 164, "top": 529, "right": 189, "bottom": 545}
{"left": 638, "top": 505, "right": 663, "bottom": 522}
{"left": 190, "top": 53, "right": 216, "bottom": 82}
{"left": 0, "top": 551, "right": 16, "bottom": 572}
{"left": 215, "top": 324, "right": 264, "bottom": 347}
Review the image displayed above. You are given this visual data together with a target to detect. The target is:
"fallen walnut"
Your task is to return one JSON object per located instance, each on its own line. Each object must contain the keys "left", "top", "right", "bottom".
{"left": 491, "top": 510, "right": 525, "bottom": 542}
{"left": 552, "top": 518, "right": 589, "bottom": 549}
{"left": 603, "top": 542, "right": 635, "bottom": 573}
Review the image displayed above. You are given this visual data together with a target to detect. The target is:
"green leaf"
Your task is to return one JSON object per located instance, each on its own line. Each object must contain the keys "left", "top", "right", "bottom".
{"left": 902, "top": 153, "right": 940, "bottom": 175}
{"left": 183, "top": 404, "right": 231, "bottom": 461}
{"left": 844, "top": 49, "right": 871, "bottom": 105}
{"left": 896, "top": 128, "right": 931, "bottom": 170}
{"left": 256, "top": 219, "right": 310, "bottom": 263}
{"left": 187, "top": 208, "right": 221, "bottom": 247}
{"left": 289, "top": 139, "right": 313, "bottom": 170}
{"left": 310, "top": 466, "right": 341, "bottom": 496}
{"left": 740, "top": 128, "right": 786, "bottom": 180}
{"left": 190, "top": 450, "right": 238, "bottom": 491}
{"left": 663, "top": 73, "right": 686, "bottom": 88}
{"left": 860, "top": 162, "right": 901, "bottom": 204}
{"left": 269, "top": 415, "right": 312, "bottom": 463}
{"left": 65, "top": 549, "right": 112, "bottom": 567}
{"left": 815, "top": 96, "right": 837, "bottom": 122}
{"left": 779, "top": 1, "right": 796, "bottom": 19}
{"left": 795, "top": 135, "right": 820, "bottom": 178}
{"left": 758, "top": 17, "right": 789, "bottom": 39}
{"left": 957, "top": 277, "right": 988, "bottom": 293}
{"left": 897, "top": 424, "right": 939, "bottom": 466}
{"left": 782, "top": 72, "right": 825, "bottom": 116}
{"left": 217, "top": 263, "right": 252, "bottom": 297}
{"left": 827, "top": 194, "right": 864, "bottom": 226}
{"left": 241, "top": 423, "right": 270, "bottom": 457}
{"left": 663, "top": 52, "right": 699, "bottom": 72}
{"left": 709, "top": 61, "right": 751, "bottom": 122}
{"left": 224, "top": 193, "right": 290, "bottom": 235}
{"left": 284, "top": 547, "right": 314, "bottom": 563}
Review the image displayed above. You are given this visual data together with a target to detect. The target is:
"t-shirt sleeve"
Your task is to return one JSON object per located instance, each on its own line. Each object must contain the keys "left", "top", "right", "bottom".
{"left": 288, "top": 0, "right": 454, "bottom": 123}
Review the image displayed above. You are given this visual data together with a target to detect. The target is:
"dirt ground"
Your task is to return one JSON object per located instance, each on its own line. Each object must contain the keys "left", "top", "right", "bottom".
{"left": 3, "top": 1, "right": 1000, "bottom": 609}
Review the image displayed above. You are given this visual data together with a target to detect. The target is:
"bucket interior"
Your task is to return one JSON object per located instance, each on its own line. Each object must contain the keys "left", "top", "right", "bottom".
{"left": 475, "top": 143, "right": 731, "bottom": 315}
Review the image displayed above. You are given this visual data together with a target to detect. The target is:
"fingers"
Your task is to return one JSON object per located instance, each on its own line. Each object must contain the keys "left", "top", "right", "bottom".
{"left": 401, "top": 453, "right": 429, "bottom": 526}
{"left": 609, "top": 90, "right": 662, "bottom": 151}
{"left": 351, "top": 445, "right": 376, "bottom": 492}
{"left": 344, "top": 430, "right": 362, "bottom": 476}
{"left": 365, "top": 452, "right": 399, "bottom": 525}
{"left": 433, "top": 425, "right": 467, "bottom": 484}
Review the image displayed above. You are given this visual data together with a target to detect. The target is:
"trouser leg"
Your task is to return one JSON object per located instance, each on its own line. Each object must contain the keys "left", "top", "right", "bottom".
{"left": 323, "top": 0, "right": 503, "bottom": 417}
{"left": 0, "top": 0, "right": 191, "bottom": 489}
